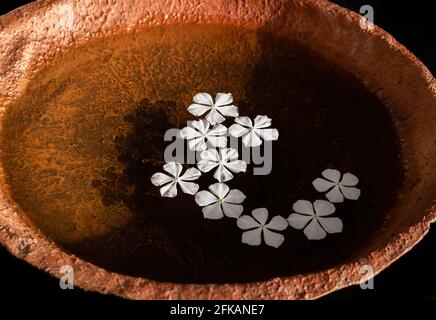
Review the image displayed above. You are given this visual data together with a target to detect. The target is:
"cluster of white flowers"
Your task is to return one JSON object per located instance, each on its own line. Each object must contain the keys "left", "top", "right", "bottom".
{"left": 151, "top": 93, "right": 361, "bottom": 248}
{"left": 288, "top": 169, "right": 361, "bottom": 240}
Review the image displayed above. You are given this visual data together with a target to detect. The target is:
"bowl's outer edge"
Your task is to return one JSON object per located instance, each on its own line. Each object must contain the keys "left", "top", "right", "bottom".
{"left": 0, "top": 0, "right": 435, "bottom": 299}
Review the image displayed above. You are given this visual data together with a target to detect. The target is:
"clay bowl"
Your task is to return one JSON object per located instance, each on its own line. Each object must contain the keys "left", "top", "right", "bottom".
{"left": 0, "top": 0, "right": 434, "bottom": 299}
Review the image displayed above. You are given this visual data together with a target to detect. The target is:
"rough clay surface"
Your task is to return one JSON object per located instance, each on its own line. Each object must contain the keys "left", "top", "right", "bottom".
{"left": 0, "top": 0, "right": 435, "bottom": 299}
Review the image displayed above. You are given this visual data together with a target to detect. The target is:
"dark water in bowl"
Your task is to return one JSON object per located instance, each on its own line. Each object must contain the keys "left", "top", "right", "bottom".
{"left": 1, "top": 25, "right": 403, "bottom": 283}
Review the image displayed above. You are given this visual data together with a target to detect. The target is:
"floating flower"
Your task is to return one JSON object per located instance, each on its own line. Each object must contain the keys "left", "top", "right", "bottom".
{"left": 312, "top": 169, "right": 361, "bottom": 203}
{"left": 197, "top": 148, "right": 246, "bottom": 182}
{"left": 237, "top": 208, "right": 288, "bottom": 248}
{"left": 228, "top": 115, "right": 279, "bottom": 147}
{"left": 288, "top": 200, "right": 343, "bottom": 240}
{"left": 195, "top": 183, "right": 246, "bottom": 219}
{"left": 187, "top": 92, "right": 239, "bottom": 125}
{"left": 150, "top": 161, "right": 201, "bottom": 197}
{"left": 179, "top": 119, "right": 227, "bottom": 151}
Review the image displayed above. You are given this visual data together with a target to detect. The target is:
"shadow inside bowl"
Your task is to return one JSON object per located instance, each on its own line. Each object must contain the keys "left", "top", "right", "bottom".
{"left": 0, "top": 24, "right": 404, "bottom": 283}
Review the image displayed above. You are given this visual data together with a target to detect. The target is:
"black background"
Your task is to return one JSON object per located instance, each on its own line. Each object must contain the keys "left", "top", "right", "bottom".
{"left": 0, "top": 0, "right": 434, "bottom": 301}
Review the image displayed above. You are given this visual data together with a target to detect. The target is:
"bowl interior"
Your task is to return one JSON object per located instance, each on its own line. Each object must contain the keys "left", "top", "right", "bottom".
{"left": 0, "top": 24, "right": 404, "bottom": 283}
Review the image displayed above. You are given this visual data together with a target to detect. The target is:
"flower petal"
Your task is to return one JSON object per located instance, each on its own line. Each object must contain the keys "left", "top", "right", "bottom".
{"left": 237, "top": 215, "right": 260, "bottom": 230}
{"left": 159, "top": 181, "right": 178, "bottom": 198}
{"left": 151, "top": 172, "right": 173, "bottom": 186}
{"left": 195, "top": 190, "right": 218, "bottom": 206}
{"left": 222, "top": 203, "right": 244, "bottom": 218}
{"left": 257, "top": 128, "right": 279, "bottom": 141}
{"left": 235, "top": 116, "right": 253, "bottom": 128}
{"left": 253, "top": 115, "right": 272, "bottom": 129}
{"left": 179, "top": 126, "right": 202, "bottom": 139}
{"left": 224, "top": 189, "right": 246, "bottom": 204}
{"left": 197, "top": 149, "right": 219, "bottom": 172}
{"left": 304, "top": 219, "right": 327, "bottom": 240}
{"left": 220, "top": 148, "right": 238, "bottom": 161}
{"left": 312, "top": 178, "right": 335, "bottom": 192}
{"left": 266, "top": 216, "right": 288, "bottom": 231}
{"left": 197, "top": 159, "right": 219, "bottom": 173}
{"left": 191, "top": 119, "right": 209, "bottom": 134}
{"left": 287, "top": 213, "right": 313, "bottom": 230}
{"left": 178, "top": 181, "right": 199, "bottom": 195}
{"left": 163, "top": 162, "right": 183, "bottom": 178}
{"left": 325, "top": 185, "right": 344, "bottom": 203}
{"left": 242, "top": 131, "right": 262, "bottom": 147}
{"left": 214, "top": 92, "right": 233, "bottom": 107}
{"left": 225, "top": 160, "right": 247, "bottom": 174}
{"left": 252, "top": 208, "right": 268, "bottom": 225}
{"left": 322, "top": 169, "right": 341, "bottom": 183}
{"left": 206, "top": 108, "right": 226, "bottom": 125}
{"left": 341, "top": 172, "right": 359, "bottom": 186}
{"left": 193, "top": 92, "right": 213, "bottom": 105}
{"left": 318, "top": 217, "right": 343, "bottom": 234}
{"left": 208, "top": 123, "right": 227, "bottom": 136}
{"left": 340, "top": 186, "right": 361, "bottom": 200}
{"left": 188, "top": 137, "right": 207, "bottom": 151}
{"left": 207, "top": 135, "right": 227, "bottom": 148}
{"left": 179, "top": 167, "right": 201, "bottom": 181}
{"left": 217, "top": 105, "right": 238, "bottom": 117}
{"left": 263, "top": 229, "right": 285, "bottom": 248}
{"left": 209, "top": 182, "right": 230, "bottom": 199}
{"left": 228, "top": 124, "right": 250, "bottom": 138}
{"left": 187, "top": 103, "right": 211, "bottom": 116}
{"left": 213, "top": 164, "right": 234, "bottom": 182}
{"left": 292, "top": 200, "right": 314, "bottom": 215}
{"left": 313, "top": 199, "right": 335, "bottom": 216}
{"left": 241, "top": 229, "right": 262, "bottom": 246}
{"left": 202, "top": 203, "right": 224, "bottom": 219}
{"left": 200, "top": 148, "right": 220, "bottom": 161}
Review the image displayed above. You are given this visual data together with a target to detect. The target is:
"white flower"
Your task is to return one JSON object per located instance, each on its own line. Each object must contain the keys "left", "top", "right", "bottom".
{"left": 150, "top": 162, "right": 201, "bottom": 197}
{"left": 187, "top": 92, "right": 239, "bottom": 125}
{"left": 197, "top": 148, "right": 246, "bottom": 182}
{"left": 228, "top": 115, "right": 279, "bottom": 147}
{"left": 288, "top": 200, "right": 343, "bottom": 240}
{"left": 312, "top": 169, "right": 361, "bottom": 203}
{"left": 179, "top": 119, "right": 227, "bottom": 151}
{"left": 195, "top": 183, "right": 246, "bottom": 219}
{"left": 237, "top": 208, "right": 288, "bottom": 248}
